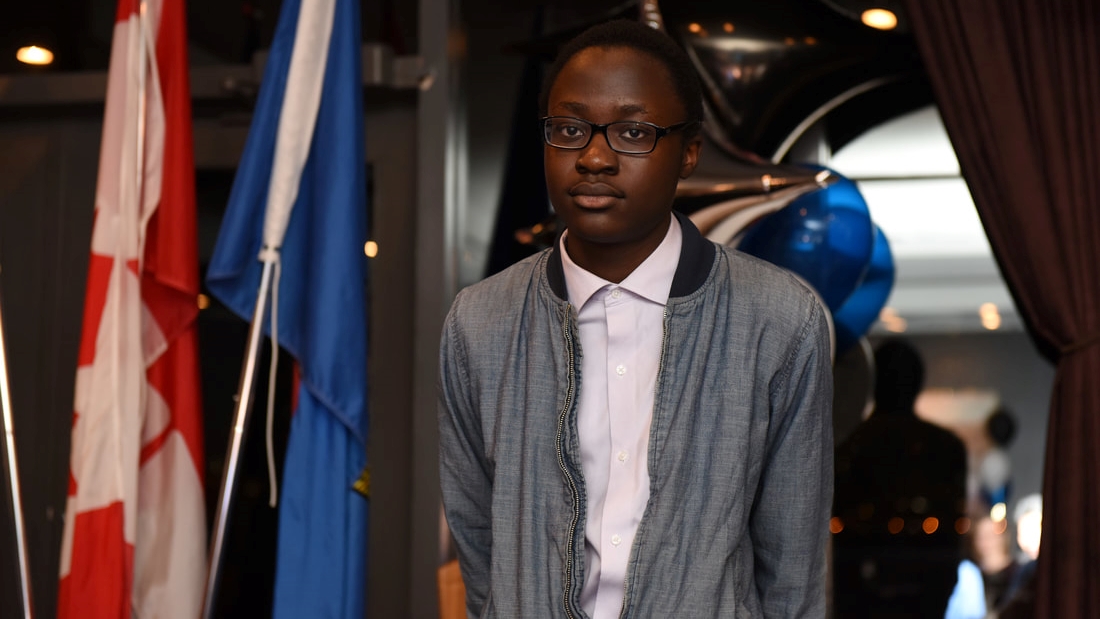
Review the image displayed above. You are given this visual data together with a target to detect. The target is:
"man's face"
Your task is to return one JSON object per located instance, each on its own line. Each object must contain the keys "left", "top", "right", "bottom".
{"left": 544, "top": 46, "right": 700, "bottom": 256}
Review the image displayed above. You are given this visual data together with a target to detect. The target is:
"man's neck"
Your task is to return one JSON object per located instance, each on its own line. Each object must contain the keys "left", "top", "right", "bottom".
{"left": 562, "top": 216, "right": 673, "bottom": 284}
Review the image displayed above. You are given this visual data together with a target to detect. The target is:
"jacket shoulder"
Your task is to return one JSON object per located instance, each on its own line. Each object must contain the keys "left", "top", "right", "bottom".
{"left": 447, "top": 250, "right": 550, "bottom": 328}
{"left": 717, "top": 245, "right": 826, "bottom": 318}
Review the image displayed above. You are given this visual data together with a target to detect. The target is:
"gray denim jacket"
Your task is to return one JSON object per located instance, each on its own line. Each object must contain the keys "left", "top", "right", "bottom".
{"left": 439, "top": 213, "right": 833, "bottom": 618}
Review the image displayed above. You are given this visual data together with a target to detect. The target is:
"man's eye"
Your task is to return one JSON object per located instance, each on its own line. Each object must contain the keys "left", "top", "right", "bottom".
{"left": 618, "top": 125, "right": 654, "bottom": 142}
{"left": 556, "top": 124, "right": 587, "bottom": 140}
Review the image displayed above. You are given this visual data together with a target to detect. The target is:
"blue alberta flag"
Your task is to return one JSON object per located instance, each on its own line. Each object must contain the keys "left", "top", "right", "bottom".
{"left": 205, "top": 0, "right": 368, "bottom": 616}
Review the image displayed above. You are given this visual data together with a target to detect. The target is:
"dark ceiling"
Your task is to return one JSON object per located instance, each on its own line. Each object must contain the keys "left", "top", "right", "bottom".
{"left": 0, "top": 0, "right": 417, "bottom": 73}
{"left": 1, "top": 1, "right": 909, "bottom": 74}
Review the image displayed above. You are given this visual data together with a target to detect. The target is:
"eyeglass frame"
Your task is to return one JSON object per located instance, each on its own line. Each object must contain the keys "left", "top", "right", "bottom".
{"left": 540, "top": 116, "right": 698, "bottom": 155}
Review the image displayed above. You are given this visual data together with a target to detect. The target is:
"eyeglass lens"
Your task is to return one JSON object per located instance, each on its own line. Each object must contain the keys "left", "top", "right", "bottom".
{"left": 544, "top": 118, "right": 660, "bottom": 154}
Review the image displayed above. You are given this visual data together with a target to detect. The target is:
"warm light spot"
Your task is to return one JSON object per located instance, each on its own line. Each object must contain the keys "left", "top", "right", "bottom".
{"left": 955, "top": 517, "right": 971, "bottom": 535}
{"left": 783, "top": 37, "right": 796, "bottom": 45}
{"left": 991, "top": 502, "right": 1007, "bottom": 522}
{"left": 861, "top": 8, "right": 898, "bottom": 30}
{"left": 881, "top": 309, "right": 908, "bottom": 333}
{"left": 531, "top": 223, "right": 544, "bottom": 234}
{"left": 804, "top": 36, "right": 818, "bottom": 45}
{"left": 979, "top": 303, "right": 1001, "bottom": 330}
{"left": 922, "top": 517, "right": 939, "bottom": 534}
{"left": 16, "top": 45, "right": 54, "bottom": 66}
{"left": 723, "top": 22, "right": 735, "bottom": 33}
{"left": 364, "top": 240, "right": 379, "bottom": 258}
{"left": 688, "top": 23, "right": 703, "bottom": 34}
{"left": 887, "top": 517, "right": 905, "bottom": 534}
{"left": 197, "top": 294, "right": 210, "bottom": 310}
{"left": 994, "top": 518, "right": 1008, "bottom": 535}
{"left": 830, "top": 517, "right": 844, "bottom": 534}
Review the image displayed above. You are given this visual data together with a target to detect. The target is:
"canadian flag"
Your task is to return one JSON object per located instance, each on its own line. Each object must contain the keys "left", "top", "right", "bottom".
{"left": 57, "top": 0, "right": 206, "bottom": 617}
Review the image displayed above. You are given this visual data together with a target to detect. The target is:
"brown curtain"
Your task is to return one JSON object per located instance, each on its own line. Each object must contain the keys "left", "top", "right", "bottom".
{"left": 901, "top": 1, "right": 1100, "bottom": 617}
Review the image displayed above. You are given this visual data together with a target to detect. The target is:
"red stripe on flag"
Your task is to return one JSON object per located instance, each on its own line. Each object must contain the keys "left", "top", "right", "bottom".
{"left": 57, "top": 502, "right": 134, "bottom": 619}
{"left": 143, "top": 328, "right": 204, "bottom": 477}
{"left": 77, "top": 255, "right": 114, "bottom": 367}
{"left": 142, "top": 0, "right": 204, "bottom": 484}
{"left": 150, "top": 0, "right": 201, "bottom": 300}
{"left": 140, "top": 265, "right": 199, "bottom": 353}
{"left": 114, "top": 0, "right": 139, "bottom": 23}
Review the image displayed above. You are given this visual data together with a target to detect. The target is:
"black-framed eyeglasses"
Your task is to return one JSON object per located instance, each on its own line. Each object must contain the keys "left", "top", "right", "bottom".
{"left": 540, "top": 116, "right": 696, "bottom": 155}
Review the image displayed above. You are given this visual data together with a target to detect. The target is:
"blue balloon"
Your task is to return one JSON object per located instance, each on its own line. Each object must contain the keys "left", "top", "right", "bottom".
{"left": 737, "top": 170, "right": 874, "bottom": 311}
{"left": 833, "top": 225, "right": 896, "bottom": 355}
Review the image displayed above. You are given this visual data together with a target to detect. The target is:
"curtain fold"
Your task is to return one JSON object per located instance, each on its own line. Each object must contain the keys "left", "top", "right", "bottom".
{"left": 900, "top": 2, "right": 1100, "bottom": 617}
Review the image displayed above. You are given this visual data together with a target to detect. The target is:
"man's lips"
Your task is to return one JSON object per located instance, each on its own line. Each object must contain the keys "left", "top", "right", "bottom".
{"left": 569, "top": 183, "right": 623, "bottom": 209}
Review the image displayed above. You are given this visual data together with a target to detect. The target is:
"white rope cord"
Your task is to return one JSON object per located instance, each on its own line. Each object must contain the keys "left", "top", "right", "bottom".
{"left": 265, "top": 256, "right": 282, "bottom": 507}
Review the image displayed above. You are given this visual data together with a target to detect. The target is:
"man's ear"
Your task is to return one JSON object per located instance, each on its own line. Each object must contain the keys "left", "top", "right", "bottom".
{"left": 680, "top": 136, "right": 702, "bottom": 179}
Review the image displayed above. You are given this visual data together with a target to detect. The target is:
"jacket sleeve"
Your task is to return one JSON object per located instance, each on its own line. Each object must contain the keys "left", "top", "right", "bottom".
{"left": 438, "top": 296, "right": 493, "bottom": 617}
{"left": 751, "top": 296, "right": 834, "bottom": 618}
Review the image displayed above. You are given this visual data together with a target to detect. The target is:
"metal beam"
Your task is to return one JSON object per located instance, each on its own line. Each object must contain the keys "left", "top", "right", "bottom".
{"left": 412, "top": 0, "right": 463, "bottom": 615}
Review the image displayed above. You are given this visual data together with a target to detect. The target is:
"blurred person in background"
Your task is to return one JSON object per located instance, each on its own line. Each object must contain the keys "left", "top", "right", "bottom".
{"left": 833, "top": 338, "right": 969, "bottom": 618}
{"left": 993, "top": 494, "right": 1042, "bottom": 618}
{"left": 971, "top": 514, "right": 1018, "bottom": 611}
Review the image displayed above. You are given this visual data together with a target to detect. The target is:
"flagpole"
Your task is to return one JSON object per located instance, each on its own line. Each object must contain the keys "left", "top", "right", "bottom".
{"left": 202, "top": 259, "right": 275, "bottom": 619}
{"left": 0, "top": 266, "right": 34, "bottom": 619}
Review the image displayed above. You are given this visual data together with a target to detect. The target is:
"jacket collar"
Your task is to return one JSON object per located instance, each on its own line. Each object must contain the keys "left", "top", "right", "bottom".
{"left": 547, "top": 210, "right": 716, "bottom": 302}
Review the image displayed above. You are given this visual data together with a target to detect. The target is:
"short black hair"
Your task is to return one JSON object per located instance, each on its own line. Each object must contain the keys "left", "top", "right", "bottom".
{"left": 538, "top": 19, "right": 704, "bottom": 140}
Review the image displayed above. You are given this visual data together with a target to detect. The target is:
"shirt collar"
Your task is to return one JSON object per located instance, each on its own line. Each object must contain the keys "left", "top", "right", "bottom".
{"left": 560, "top": 215, "right": 683, "bottom": 309}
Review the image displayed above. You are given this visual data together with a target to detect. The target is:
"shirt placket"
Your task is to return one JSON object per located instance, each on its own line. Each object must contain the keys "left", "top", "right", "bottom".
{"left": 593, "top": 288, "right": 641, "bottom": 613}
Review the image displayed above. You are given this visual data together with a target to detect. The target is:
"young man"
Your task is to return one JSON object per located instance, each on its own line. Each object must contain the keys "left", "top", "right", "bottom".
{"left": 439, "top": 19, "right": 833, "bottom": 618}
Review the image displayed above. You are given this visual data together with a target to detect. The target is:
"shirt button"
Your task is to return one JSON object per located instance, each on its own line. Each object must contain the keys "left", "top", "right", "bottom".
{"left": 615, "top": 364, "right": 627, "bottom": 376}
{"left": 611, "top": 289, "right": 622, "bottom": 299}
{"left": 611, "top": 534, "right": 622, "bottom": 546}
{"left": 617, "top": 450, "right": 629, "bottom": 462}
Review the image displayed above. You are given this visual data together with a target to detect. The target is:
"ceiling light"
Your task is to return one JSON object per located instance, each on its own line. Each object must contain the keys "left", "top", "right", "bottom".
{"left": 16, "top": 45, "right": 54, "bottom": 66}
{"left": 861, "top": 9, "right": 898, "bottom": 31}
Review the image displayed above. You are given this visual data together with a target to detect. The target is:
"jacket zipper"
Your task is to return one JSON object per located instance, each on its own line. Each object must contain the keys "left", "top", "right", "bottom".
{"left": 617, "top": 307, "right": 671, "bottom": 619}
{"left": 557, "top": 305, "right": 580, "bottom": 619}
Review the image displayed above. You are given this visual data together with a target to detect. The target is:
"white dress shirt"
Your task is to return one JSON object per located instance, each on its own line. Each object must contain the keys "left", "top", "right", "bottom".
{"left": 560, "top": 215, "right": 682, "bottom": 619}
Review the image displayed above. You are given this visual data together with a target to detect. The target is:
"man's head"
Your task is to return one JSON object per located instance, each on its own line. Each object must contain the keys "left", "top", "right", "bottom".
{"left": 540, "top": 20, "right": 704, "bottom": 262}
{"left": 872, "top": 338, "right": 925, "bottom": 414}
{"left": 539, "top": 20, "right": 704, "bottom": 140}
